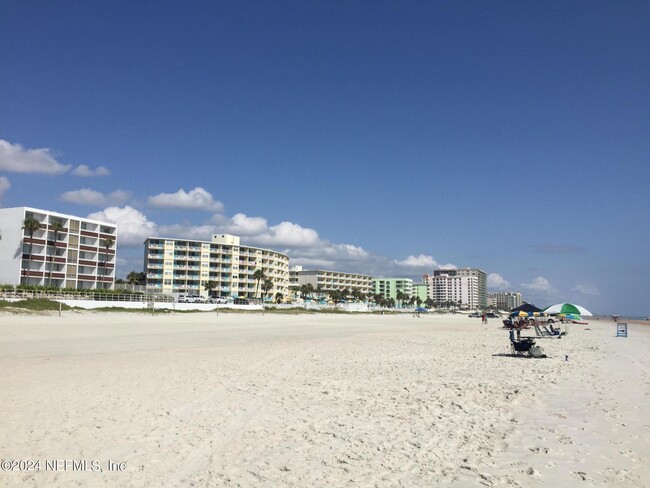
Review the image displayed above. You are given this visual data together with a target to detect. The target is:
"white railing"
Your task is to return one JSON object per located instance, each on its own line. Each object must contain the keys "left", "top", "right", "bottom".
{"left": 0, "top": 289, "right": 174, "bottom": 303}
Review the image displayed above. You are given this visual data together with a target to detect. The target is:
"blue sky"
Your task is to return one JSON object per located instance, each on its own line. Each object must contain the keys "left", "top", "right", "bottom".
{"left": 1, "top": 1, "right": 648, "bottom": 316}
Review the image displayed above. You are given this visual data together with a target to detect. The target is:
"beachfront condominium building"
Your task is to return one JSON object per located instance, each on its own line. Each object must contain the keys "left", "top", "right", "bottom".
{"left": 290, "top": 266, "right": 373, "bottom": 298}
{"left": 488, "top": 291, "right": 522, "bottom": 311}
{"left": 143, "top": 234, "right": 289, "bottom": 300}
{"left": 411, "top": 283, "right": 428, "bottom": 303}
{"left": 423, "top": 268, "right": 487, "bottom": 310}
{"left": 372, "top": 278, "right": 413, "bottom": 301}
{"left": 0, "top": 206, "right": 117, "bottom": 289}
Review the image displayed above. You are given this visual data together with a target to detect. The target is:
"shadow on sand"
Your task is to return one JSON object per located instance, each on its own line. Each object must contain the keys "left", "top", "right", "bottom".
{"left": 491, "top": 353, "right": 548, "bottom": 359}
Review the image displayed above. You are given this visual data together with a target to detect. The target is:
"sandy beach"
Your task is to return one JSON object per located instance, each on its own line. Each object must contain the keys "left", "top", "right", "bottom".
{"left": 1, "top": 311, "right": 648, "bottom": 487}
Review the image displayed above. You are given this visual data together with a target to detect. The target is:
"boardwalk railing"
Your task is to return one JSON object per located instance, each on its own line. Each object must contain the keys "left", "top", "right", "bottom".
{"left": 0, "top": 289, "right": 174, "bottom": 303}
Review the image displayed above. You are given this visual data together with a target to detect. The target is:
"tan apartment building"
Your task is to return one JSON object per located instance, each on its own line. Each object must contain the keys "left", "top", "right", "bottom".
{"left": 289, "top": 266, "right": 373, "bottom": 299}
{"left": 143, "top": 234, "right": 289, "bottom": 300}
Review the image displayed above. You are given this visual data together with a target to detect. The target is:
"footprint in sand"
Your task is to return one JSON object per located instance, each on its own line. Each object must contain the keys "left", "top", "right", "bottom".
{"left": 604, "top": 467, "right": 640, "bottom": 482}
{"left": 570, "top": 471, "right": 590, "bottom": 481}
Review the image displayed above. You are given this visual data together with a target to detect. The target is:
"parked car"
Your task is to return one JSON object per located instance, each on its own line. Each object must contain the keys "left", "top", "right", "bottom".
{"left": 209, "top": 296, "right": 228, "bottom": 304}
{"left": 529, "top": 315, "right": 556, "bottom": 325}
{"left": 233, "top": 298, "right": 249, "bottom": 305}
{"left": 178, "top": 294, "right": 203, "bottom": 303}
{"left": 468, "top": 312, "right": 480, "bottom": 318}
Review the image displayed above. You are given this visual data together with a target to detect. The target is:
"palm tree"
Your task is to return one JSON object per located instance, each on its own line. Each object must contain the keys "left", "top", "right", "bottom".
{"left": 350, "top": 289, "right": 363, "bottom": 303}
{"left": 22, "top": 217, "right": 41, "bottom": 285}
{"left": 48, "top": 222, "right": 65, "bottom": 287}
{"left": 203, "top": 280, "right": 217, "bottom": 298}
{"left": 305, "top": 283, "right": 314, "bottom": 299}
{"left": 253, "top": 268, "right": 266, "bottom": 302}
{"left": 328, "top": 289, "right": 343, "bottom": 304}
{"left": 299, "top": 284, "right": 309, "bottom": 300}
{"left": 262, "top": 278, "right": 273, "bottom": 301}
{"left": 101, "top": 238, "right": 114, "bottom": 289}
{"left": 127, "top": 271, "right": 147, "bottom": 285}
{"left": 395, "top": 290, "right": 404, "bottom": 308}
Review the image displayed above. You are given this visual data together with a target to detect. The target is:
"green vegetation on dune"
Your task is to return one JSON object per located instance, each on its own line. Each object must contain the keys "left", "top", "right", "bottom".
{"left": 89, "top": 307, "right": 170, "bottom": 313}
{"left": 0, "top": 299, "right": 72, "bottom": 311}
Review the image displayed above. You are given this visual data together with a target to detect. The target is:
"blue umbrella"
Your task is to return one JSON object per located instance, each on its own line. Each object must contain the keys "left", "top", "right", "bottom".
{"left": 563, "top": 313, "right": 581, "bottom": 320}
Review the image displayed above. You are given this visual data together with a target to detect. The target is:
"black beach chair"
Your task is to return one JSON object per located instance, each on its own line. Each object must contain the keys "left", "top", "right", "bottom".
{"left": 509, "top": 330, "right": 534, "bottom": 355}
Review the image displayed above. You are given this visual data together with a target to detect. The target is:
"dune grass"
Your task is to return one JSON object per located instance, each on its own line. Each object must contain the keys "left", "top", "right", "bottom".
{"left": 0, "top": 299, "right": 72, "bottom": 311}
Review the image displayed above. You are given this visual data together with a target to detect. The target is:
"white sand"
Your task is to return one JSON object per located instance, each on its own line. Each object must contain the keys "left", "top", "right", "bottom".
{"left": 1, "top": 311, "right": 648, "bottom": 487}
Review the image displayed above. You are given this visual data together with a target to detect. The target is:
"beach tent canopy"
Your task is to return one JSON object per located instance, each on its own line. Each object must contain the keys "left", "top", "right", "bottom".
{"left": 510, "top": 303, "right": 543, "bottom": 314}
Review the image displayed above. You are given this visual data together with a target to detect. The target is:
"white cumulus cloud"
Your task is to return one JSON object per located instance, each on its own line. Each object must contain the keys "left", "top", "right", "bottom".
{"left": 87, "top": 206, "right": 156, "bottom": 246}
{"left": 148, "top": 187, "right": 224, "bottom": 212}
{"left": 521, "top": 276, "right": 557, "bottom": 295}
{"left": 73, "top": 164, "right": 111, "bottom": 177}
{"left": 260, "top": 221, "right": 321, "bottom": 248}
{"left": 571, "top": 282, "right": 601, "bottom": 296}
{"left": 223, "top": 213, "right": 269, "bottom": 236}
{"left": 488, "top": 272, "right": 511, "bottom": 290}
{"left": 0, "top": 139, "right": 71, "bottom": 174}
{"left": 61, "top": 188, "right": 131, "bottom": 206}
{"left": 213, "top": 213, "right": 321, "bottom": 248}
{"left": 394, "top": 254, "right": 438, "bottom": 268}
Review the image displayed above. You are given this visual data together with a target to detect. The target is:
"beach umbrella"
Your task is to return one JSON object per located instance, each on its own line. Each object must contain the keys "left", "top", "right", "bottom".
{"left": 544, "top": 303, "right": 592, "bottom": 316}
{"left": 562, "top": 313, "right": 581, "bottom": 320}
{"left": 511, "top": 311, "right": 531, "bottom": 317}
{"left": 511, "top": 303, "right": 542, "bottom": 314}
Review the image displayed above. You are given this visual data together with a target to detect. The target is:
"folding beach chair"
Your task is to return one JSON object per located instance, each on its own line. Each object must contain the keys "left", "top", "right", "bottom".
{"left": 547, "top": 324, "right": 566, "bottom": 337}
{"left": 509, "top": 330, "right": 537, "bottom": 356}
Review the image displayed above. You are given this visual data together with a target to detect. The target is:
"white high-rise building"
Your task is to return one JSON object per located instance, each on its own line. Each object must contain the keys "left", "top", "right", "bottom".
{"left": 423, "top": 268, "right": 487, "bottom": 309}
{"left": 0, "top": 206, "right": 117, "bottom": 289}
{"left": 488, "top": 292, "right": 522, "bottom": 311}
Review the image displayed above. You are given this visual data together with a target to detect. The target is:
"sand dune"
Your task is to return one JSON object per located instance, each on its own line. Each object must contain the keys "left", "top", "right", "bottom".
{"left": 1, "top": 312, "right": 648, "bottom": 487}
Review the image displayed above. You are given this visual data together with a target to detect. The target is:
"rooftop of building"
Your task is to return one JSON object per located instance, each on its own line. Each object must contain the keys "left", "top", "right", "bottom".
{"left": 1, "top": 206, "right": 116, "bottom": 227}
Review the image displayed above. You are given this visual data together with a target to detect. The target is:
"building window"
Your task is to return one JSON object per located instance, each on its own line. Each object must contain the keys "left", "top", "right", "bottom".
{"left": 68, "top": 234, "right": 79, "bottom": 248}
